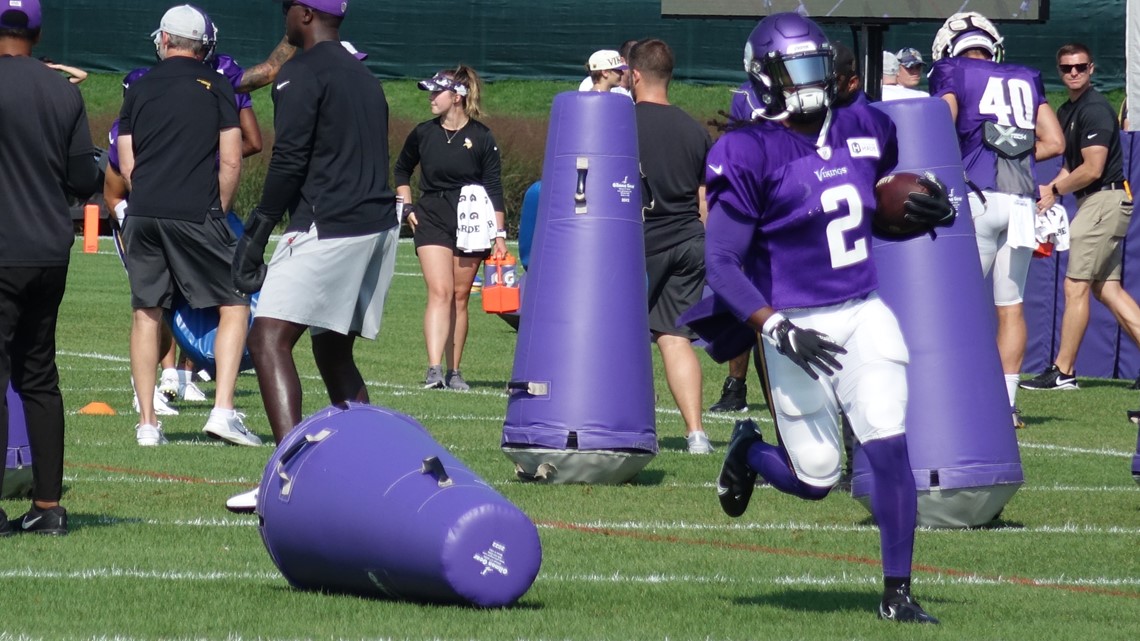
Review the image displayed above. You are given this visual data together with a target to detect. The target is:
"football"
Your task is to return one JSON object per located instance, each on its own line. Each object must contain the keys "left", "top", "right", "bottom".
{"left": 873, "top": 172, "right": 928, "bottom": 238}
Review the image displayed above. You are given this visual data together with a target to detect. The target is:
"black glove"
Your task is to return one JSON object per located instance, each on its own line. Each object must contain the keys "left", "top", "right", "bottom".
{"left": 904, "top": 172, "right": 956, "bottom": 229}
{"left": 400, "top": 203, "right": 418, "bottom": 221}
{"left": 232, "top": 208, "right": 276, "bottom": 294}
{"left": 765, "top": 316, "right": 847, "bottom": 380}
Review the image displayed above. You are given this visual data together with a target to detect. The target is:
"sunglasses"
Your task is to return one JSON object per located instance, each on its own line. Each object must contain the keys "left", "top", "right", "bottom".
{"left": 1058, "top": 63, "right": 1090, "bottom": 75}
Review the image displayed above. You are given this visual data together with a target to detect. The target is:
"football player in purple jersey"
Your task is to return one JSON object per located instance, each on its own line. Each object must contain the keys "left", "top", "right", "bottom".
{"left": 683, "top": 13, "right": 953, "bottom": 624}
{"left": 928, "top": 12, "right": 1064, "bottom": 428}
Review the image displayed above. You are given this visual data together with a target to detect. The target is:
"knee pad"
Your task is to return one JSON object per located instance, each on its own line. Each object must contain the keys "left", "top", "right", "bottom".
{"left": 847, "top": 362, "right": 908, "bottom": 442}
{"left": 771, "top": 377, "right": 827, "bottom": 418}
{"left": 786, "top": 442, "right": 842, "bottom": 487}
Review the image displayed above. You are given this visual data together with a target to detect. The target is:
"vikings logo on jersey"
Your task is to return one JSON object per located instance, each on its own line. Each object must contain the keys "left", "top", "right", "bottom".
{"left": 705, "top": 105, "right": 898, "bottom": 311}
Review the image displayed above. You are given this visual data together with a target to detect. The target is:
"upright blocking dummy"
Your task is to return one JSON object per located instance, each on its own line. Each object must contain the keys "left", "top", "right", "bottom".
{"left": 501, "top": 92, "right": 658, "bottom": 484}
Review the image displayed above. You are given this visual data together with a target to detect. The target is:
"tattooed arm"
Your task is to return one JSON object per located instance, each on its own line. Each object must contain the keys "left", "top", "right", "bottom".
{"left": 235, "top": 36, "right": 298, "bottom": 93}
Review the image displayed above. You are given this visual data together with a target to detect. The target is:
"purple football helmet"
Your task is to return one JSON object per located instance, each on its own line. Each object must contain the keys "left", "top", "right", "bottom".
{"left": 187, "top": 4, "right": 219, "bottom": 63}
{"left": 122, "top": 67, "right": 151, "bottom": 96}
{"left": 743, "top": 12, "right": 835, "bottom": 120}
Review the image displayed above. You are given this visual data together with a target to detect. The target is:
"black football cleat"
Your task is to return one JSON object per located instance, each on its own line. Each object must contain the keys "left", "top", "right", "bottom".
{"left": 717, "top": 419, "right": 762, "bottom": 518}
{"left": 708, "top": 377, "right": 748, "bottom": 413}
{"left": 9, "top": 504, "right": 68, "bottom": 536}
{"left": 0, "top": 508, "right": 12, "bottom": 537}
{"left": 878, "top": 586, "right": 939, "bottom": 624}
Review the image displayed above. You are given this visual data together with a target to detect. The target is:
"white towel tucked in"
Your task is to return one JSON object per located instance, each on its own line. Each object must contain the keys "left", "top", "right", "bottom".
{"left": 1005, "top": 194, "right": 1039, "bottom": 249}
{"left": 455, "top": 184, "right": 497, "bottom": 252}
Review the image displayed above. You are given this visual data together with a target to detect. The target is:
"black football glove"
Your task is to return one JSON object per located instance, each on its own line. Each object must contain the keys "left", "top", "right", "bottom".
{"left": 904, "top": 172, "right": 956, "bottom": 229}
{"left": 764, "top": 315, "right": 847, "bottom": 380}
{"left": 399, "top": 203, "right": 418, "bottom": 223}
{"left": 231, "top": 208, "right": 276, "bottom": 294}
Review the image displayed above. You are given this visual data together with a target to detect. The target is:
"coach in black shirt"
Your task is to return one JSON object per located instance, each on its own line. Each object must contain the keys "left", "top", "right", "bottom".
{"left": 0, "top": 0, "right": 102, "bottom": 535}
{"left": 118, "top": 5, "right": 258, "bottom": 449}
{"left": 1024, "top": 42, "right": 1140, "bottom": 407}
{"left": 227, "top": 0, "right": 399, "bottom": 513}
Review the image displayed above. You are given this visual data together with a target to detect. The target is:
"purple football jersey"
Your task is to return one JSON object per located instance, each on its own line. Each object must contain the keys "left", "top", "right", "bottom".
{"left": 213, "top": 53, "right": 253, "bottom": 111}
{"left": 107, "top": 119, "right": 121, "bottom": 172}
{"left": 704, "top": 104, "right": 898, "bottom": 320}
{"left": 929, "top": 57, "right": 1045, "bottom": 195}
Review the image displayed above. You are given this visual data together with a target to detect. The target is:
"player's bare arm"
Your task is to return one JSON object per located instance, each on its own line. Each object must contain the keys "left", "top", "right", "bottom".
{"left": 235, "top": 36, "right": 297, "bottom": 93}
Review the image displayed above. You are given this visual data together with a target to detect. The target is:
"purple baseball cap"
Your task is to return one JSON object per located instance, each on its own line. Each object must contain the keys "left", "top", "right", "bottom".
{"left": 279, "top": 0, "right": 348, "bottom": 17}
{"left": 0, "top": 0, "right": 41, "bottom": 30}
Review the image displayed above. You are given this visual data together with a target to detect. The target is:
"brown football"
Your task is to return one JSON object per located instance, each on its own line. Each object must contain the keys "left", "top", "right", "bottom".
{"left": 873, "top": 172, "right": 928, "bottom": 237}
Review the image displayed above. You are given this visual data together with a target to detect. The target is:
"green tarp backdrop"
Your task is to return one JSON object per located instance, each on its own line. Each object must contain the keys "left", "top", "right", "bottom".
{"left": 35, "top": 1, "right": 1125, "bottom": 89}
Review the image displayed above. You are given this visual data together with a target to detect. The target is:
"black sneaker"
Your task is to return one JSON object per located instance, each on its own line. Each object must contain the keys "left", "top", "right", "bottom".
{"left": 878, "top": 586, "right": 939, "bottom": 624}
{"left": 717, "top": 419, "right": 762, "bottom": 518}
{"left": 9, "top": 504, "right": 68, "bottom": 536}
{"left": 1019, "top": 365, "right": 1078, "bottom": 390}
{"left": 0, "top": 509, "right": 12, "bottom": 538}
{"left": 709, "top": 377, "right": 748, "bottom": 413}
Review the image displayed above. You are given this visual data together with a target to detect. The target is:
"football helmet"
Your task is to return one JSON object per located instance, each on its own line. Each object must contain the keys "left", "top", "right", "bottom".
{"left": 121, "top": 67, "right": 150, "bottom": 96}
{"left": 743, "top": 12, "right": 835, "bottom": 120}
{"left": 932, "top": 12, "right": 1004, "bottom": 63}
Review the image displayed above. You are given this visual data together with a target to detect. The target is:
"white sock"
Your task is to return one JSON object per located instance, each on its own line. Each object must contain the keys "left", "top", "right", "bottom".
{"left": 177, "top": 369, "right": 193, "bottom": 385}
{"left": 1005, "top": 374, "right": 1019, "bottom": 407}
{"left": 211, "top": 407, "right": 236, "bottom": 418}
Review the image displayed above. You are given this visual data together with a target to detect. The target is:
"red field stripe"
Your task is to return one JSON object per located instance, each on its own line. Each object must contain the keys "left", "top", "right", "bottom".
{"left": 542, "top": 520, "right": 1140, "bottom": 599}
{"left": 67, "top": 462, "right": 251, "bottom": 487}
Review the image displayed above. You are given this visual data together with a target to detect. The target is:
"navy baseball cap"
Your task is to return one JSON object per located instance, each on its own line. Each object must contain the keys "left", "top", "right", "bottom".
{"left": 278, "top": 0, "right": 348, "bottom": 17}
{"left": 0, "top": 0, "right": 41, "bottom": 29}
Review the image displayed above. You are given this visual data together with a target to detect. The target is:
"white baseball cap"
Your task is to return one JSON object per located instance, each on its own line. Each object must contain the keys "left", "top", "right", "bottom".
{"left": 882, "top": 51, "right": 900, "bottom": 76}
{"left": 151, "top": 4, "right": 210, "bottom": 42}
{"left": 587, "top": 49, "right": 627, "bottom": 72}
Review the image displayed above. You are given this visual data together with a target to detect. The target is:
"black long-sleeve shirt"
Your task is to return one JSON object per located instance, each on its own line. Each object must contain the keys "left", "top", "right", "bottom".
{"left": 257, "top": 40, "right": 396, "bottom": 238}
{"left": 0, "top": 56, "right": 100, "bottom": 267}
{"left": 393, "top": 118, "right": 505, "bottom": 212}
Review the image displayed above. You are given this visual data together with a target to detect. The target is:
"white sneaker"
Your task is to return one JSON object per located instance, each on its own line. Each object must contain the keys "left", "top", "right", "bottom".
{"left": 203, "top": 409, "right": 262, "bottom": 446}
{"left": 686, "top": 430, "right": 714, "bottom": 454}
{"left": 225, "top": 487, "right": 258, "bottom": 514}
{"left": 158, "top": 375, "right": 180, "bottom": 402}
{"left": 136, "top": 422, "right": 168, "bottom": 446}
{"left": 133, "top": 387, "right": 179, "bottom": 416}
{"left": 180, "top": 381, "right": 208, "bottom": 402}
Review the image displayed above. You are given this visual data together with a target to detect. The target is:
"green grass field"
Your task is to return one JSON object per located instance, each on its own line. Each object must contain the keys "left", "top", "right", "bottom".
{"left": 1, "top": 239, "right": 1137, "bottom": 640}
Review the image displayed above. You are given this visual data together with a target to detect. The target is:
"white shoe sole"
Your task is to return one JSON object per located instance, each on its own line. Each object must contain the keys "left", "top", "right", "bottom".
{"left": 202, "top": 424, "right": 262, "bottom": 447}
{"left": 225, "top": 487, "right": 258, "bottom": 514}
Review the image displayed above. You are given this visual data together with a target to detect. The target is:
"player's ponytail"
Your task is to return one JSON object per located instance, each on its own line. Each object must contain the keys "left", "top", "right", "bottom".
{"left": 453, "top": 64, "right": 485, "bottom": 120}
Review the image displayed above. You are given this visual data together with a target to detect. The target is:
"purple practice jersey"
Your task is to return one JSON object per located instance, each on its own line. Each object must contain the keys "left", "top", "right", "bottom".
{"left": 213, "top": 54, "right": 253, "bottom": 111}
{"left": 107, "top": 119, "right": 121, "bottom": 172}
{"left": 704, "top": 104, "right": 898, "bottom": 320}
{"left": 929, "top": 57, "right": 1045, "bottom": 196}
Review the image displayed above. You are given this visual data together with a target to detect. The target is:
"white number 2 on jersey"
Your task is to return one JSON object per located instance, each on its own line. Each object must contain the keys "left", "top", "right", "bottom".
{"left": 979, "top": 77, "right": 1035, "bottom": 129}
{"left": 822, "top": 184, "right": 868, "bottom": 269}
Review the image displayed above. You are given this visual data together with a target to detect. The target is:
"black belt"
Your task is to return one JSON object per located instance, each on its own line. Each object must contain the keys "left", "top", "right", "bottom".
{"left": 1075, "top": 181, "right": 1127, "bottom": 199}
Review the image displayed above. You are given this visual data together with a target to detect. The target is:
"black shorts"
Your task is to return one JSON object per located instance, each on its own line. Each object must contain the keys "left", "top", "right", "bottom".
{"left": 413, "top": 192, "right": 490, "bottom": 258}
{"left": 647, "top": 234, "right": 705, "bottom": 339}
{"left": 123, "top": 215, "right": 248, "bottom": 310}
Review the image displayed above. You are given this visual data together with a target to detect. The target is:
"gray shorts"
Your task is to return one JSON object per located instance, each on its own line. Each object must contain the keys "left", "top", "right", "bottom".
{"left": 256, "top": 225, "right": 399, "bottom": 339}
{"left": 1067, "top": 190, "right": 1133, "bottom": 281}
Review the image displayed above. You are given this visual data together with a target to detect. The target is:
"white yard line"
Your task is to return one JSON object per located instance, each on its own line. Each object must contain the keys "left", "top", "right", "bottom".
{"left": 549, "top": 520, "right": 1140, "bottom": 536}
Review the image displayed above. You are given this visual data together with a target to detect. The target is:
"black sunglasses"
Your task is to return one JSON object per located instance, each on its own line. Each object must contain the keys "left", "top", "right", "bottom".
{"left": 1058, "top": 63, "right": 1090, "bottom": 75}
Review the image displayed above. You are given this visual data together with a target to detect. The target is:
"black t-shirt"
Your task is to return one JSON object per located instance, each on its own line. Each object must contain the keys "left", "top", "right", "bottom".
{"left": 119, "top": 56, "right": 239, "bottom": 222}
{"left": 0, "top": 56, "right": 98, "bottom": 266}
{"left": 258, "top": 41, "right": 397, "bottom": 238}
{"left": 393, "top": 118, "right": 505, "bottom": 212}
{"left": 1057, "top": 87, "right": 1125, "bottom": 192}
{"left": 635, "top": 102, "right": 712, "bottom": 254}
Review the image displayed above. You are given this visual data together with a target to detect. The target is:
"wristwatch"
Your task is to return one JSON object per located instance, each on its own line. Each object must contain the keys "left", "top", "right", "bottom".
{"left": 1051, "top": 184, "right": 1061, "bottom": 197}
{"left": 494, "top": 229, "right": 507, "bottom": 239}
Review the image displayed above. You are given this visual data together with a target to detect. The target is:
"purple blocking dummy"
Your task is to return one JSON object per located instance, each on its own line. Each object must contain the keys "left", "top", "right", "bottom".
{"left": 501, "top": 92, "right": 657, "bottom": 483}
{"left": 851, "top": 98, "right": 1024, "bottom": 527}
{"left": 258, "top": 404, "right": 542, "bottom": 608}
{"left": 1133, "top": 426, "right": 1140, "bottom": 485}
{"left": 4, "top": 384, "right": 32, "bottom": 498}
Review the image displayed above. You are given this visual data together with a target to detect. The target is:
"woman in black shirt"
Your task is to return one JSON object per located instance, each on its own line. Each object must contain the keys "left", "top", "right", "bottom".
{"left": 394, "top": 65, "right": 507, "bottom": 391}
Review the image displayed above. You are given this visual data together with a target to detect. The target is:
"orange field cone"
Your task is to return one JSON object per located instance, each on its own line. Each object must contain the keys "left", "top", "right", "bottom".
{"left": 79, "top": 401, "right": 116, "bottom": 416}
{"left": 83, "top": 204, "right": 99, "bottom": 253}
